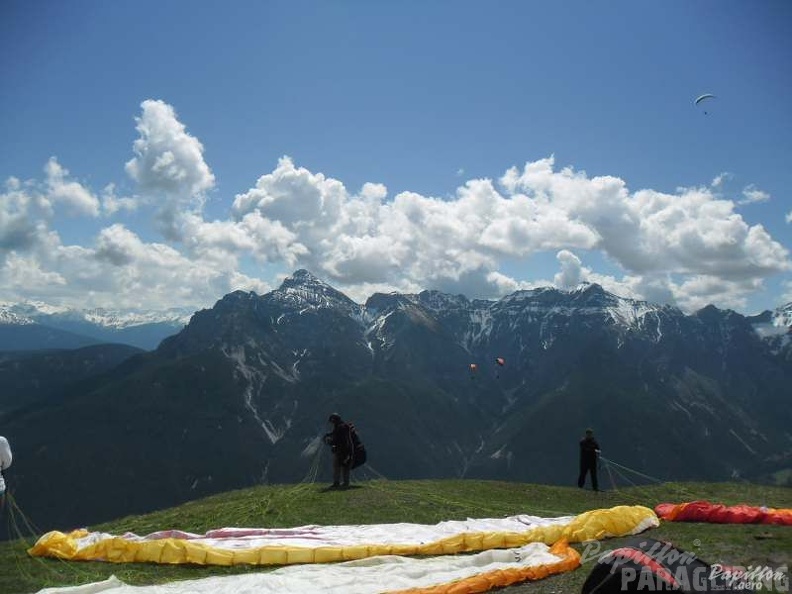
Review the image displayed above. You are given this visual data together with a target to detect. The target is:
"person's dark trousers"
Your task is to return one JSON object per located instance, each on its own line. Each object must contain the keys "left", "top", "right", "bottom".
{"left": 333, "top": 453, "right": 350, "bottom": 486}
{"left": 578, "top": 460, "right": 599, "bottom": 491}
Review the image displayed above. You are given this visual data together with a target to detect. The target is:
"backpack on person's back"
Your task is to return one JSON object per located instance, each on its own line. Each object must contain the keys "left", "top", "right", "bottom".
{"left": 347, "top": 422, "right": 367, "bottom": 469}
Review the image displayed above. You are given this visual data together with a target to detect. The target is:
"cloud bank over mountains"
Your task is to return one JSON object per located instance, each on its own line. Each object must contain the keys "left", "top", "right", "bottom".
{"left": 1, "top": 99, "right": 789, "bottom": 312}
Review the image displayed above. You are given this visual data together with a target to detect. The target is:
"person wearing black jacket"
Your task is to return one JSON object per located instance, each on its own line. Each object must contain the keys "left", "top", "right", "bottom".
{"left": 578, "top": 428, "right": 601, "bottom": 491}
{"left": 324, "top": 413, "right": 354, "bottom": 489}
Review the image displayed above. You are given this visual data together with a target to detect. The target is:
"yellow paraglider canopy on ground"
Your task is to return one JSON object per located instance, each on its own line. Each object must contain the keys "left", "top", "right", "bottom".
{"left": 28, "top": 505, "right": 658, "bottom": 594}
{"left": 29, "top": 505, "right": 657, "bottom": 566}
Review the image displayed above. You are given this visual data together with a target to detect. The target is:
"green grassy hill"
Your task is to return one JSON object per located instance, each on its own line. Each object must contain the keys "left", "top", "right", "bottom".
{"left": 2, "top": 479, "right": 790, "bottom": 594}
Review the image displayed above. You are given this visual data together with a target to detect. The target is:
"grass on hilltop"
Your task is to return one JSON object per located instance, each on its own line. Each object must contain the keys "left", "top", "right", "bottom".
{"left": 1, "top": 479, "right": 790, "bottom": 594}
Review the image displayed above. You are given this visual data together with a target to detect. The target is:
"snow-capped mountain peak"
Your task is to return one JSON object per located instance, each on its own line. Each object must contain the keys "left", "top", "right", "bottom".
{"left": 275, "top": 269, "right": 360, "bottom": 313}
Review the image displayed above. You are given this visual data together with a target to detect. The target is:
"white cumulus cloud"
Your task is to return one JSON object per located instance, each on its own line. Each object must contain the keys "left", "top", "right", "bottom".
{"left": 1, "top": 178, "right": 45, "bottom": 254}
{"left": 44, "top": 157, "right": 101, "bottom": 217}
{"left": 2, "top": 101, "right": 789, "bottom": 314}
{"left": 500, "top": 159, "right": 789, "bottom": 282}
{"left": 101, "top": 183, "right": 141, "bottom": 216}
{"left": 553, "top": 250, "right": 586, "bottom": 289}
{"left": 739, "top": 185, "right": 770, "bottom": 205}
{"left": 125, "top": 99, "right": 215, "bottom": 240}
{"left": 1, "top": 159, "right": 100, "bottom": 260}
{"left": 783, "top": 281, "right": 792, "bottom": 304}
{"left": 225, "top": 153, "right": 790, "bottom": 309}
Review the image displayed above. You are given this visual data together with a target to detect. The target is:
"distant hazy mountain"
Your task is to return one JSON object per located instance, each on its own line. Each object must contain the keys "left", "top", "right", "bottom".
{"left": 0, "top": 302, "right": 193, "bottom": 350}
{"left": 0, "top": 343, "right": 144, "bottom": 415}
{"left": 0, "top": 321, "right": 100, "bottom": 351}
{"left": 2, "top": 270, "right": 790, "bottom": 539}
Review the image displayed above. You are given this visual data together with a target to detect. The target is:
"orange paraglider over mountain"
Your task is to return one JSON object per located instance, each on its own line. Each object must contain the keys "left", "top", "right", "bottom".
{"left": 469, "top": 363, "right": 478, "bottom": 379}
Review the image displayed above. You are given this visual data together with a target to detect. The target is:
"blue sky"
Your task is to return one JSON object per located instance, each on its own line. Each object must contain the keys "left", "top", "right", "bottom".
{"left": 1, "top": 0, "right": 790, "bottom": 315}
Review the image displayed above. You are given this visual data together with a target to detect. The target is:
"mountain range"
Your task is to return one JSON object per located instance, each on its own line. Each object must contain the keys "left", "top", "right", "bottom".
{"left": 1, "top": 270, "right": 790, "bottom": 540}
{"left": 0, "top": 302, "right": 192, "bottom": 351}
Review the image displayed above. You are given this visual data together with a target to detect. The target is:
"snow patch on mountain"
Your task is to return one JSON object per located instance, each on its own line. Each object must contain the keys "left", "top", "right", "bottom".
{"left": 290, "top": 349, "right": 309, "bottom": 378}
{"left": 2, "top": 300, "right": 71, "bottom": 317}
{"left": 774, "top": 303, "right": 792, "bottom": 328}
{"left": 0, "top": 308, "right": 34, "bottom": 325}
{"left": 364, "top": 310, "right": 397, "bottom": 352}
{"left": 223, "top": 345, "right": 291, "bottom": 444}
{"left": 606, "top": 301, "right": 658, "bottom": 328}
{"left": 479, "top": 286, "right": 670, "bottom": 342}
{"left": 463, "top": 307, "right": 494, "bottom": 350}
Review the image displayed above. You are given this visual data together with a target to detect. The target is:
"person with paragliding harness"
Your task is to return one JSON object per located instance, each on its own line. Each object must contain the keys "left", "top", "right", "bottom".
{"left": 324, "top": 413, "right": 366, "bottom": 489}
{"left": 578, "top": 428, "right": 601, "bottom": 492}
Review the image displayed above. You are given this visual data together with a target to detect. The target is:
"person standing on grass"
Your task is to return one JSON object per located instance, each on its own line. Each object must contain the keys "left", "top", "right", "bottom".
{"left": 578, "top": 428, "right": 601, "bottom": 492}
{"left": 324, "top": 413, "right": 354, "bottom": 489}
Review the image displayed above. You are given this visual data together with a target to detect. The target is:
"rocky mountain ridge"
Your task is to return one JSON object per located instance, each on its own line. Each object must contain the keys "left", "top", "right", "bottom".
{"left": 1, "top": 270, "right": 789, "bottom": 539}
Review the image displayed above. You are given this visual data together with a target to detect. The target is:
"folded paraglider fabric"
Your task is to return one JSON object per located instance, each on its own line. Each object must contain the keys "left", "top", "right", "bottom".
{"left": 29, "top": 505, "right": 658, "bottom": 566}
{"left": 655, "top": 501, "right": 792, "bottom": 525}
{"left": 34, "top": 540, "right": 580, "bottom": 594}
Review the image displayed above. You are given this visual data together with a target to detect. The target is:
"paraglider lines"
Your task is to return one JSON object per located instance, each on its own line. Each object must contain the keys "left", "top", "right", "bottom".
{"left": 598, "top": 457, "right": 702, "bottom": 504}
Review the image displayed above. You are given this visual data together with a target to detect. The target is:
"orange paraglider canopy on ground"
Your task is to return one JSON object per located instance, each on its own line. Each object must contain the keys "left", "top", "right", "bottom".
{"left": 655, "top": 501, "right": 792, "bottom": 525}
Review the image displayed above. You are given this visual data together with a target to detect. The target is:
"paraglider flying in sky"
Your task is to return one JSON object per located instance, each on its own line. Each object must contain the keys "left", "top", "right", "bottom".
{"left": 495, "top": 357, "right": 505, "bottom": 378}
{"left": 469, "top": 363, "right": 478, "bottom": 379}
{"left": 694, "top": 93, "right": 715, "bottom": 115}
